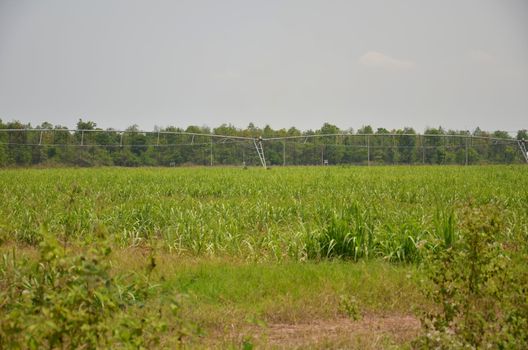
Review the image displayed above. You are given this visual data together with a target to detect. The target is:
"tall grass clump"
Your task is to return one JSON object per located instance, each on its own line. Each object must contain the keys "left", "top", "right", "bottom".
{"left": 306, "top": 202, "right": 373, "bottom": 260}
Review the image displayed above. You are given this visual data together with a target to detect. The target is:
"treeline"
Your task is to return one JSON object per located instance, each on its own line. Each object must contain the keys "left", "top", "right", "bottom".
{"left": 0, "top": 119, "right": 526, "bottom": 167}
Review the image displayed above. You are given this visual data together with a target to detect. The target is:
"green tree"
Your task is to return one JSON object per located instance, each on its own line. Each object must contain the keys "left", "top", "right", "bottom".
{"left": 397, "top": 127, "right": 417, "bottom": 164}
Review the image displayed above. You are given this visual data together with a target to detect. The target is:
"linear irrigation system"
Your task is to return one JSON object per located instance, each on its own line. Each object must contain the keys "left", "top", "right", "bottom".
{"left": 0, "top": 128, "right": 527, "bottom": 167}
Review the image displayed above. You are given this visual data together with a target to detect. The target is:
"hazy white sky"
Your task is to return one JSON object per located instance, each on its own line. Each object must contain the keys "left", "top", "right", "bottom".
{"left": 0, "top": 0, "right": 527, "bottom": 132}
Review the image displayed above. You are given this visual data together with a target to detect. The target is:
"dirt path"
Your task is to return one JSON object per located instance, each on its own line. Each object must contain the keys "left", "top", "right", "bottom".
{"left": 257, "top": 314, "right": 420, "bottom": 349}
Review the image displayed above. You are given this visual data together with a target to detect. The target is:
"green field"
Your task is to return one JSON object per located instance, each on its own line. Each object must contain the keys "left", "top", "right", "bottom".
{"left": 1, "top": 166, "right": 527, "bottom": 348}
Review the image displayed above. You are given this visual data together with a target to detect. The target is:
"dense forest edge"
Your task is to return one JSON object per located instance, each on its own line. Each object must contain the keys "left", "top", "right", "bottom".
{"left": 0, "top": 119, "right": 526, "bottom": 167}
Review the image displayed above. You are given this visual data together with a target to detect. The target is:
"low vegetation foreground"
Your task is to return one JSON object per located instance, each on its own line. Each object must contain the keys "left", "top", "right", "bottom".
{"left": 1, "top": 165, "right": 527, "bottom": 348}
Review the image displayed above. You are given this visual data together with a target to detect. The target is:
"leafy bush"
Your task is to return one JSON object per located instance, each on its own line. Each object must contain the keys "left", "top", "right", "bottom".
{"left": 339, "top": 294, "right": 362, "bottom": 321}
{"left": 415, "top": 204, "right": 528, "bottom": 349}
{"left": 0, "top": 235, "right": 184, "bottom": 349}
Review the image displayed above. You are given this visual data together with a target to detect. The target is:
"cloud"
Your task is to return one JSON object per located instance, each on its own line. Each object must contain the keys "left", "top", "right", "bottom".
{"left": 358, "top": 51, "right": 415, "bottom": 70}
{"left": 467, "top": 49, "right": 495, "bottom": 64}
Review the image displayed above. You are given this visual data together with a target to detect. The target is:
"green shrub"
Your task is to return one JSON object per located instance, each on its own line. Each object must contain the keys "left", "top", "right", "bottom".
{"left": 415, "top": 204, "right": 528, "bottom": 349}
{"left": 0, "top": 235, "right": 184, "bottom": 349}
{"left": 339, "top": 294, "right": 362, "bottom": 321}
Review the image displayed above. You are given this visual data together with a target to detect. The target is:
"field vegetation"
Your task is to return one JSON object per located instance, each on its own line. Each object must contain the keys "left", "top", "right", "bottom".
{"left": 1, "top": 165, "right": 527, "bottom": 348}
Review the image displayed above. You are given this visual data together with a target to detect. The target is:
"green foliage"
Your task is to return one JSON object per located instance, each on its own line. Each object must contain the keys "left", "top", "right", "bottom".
{"left": 309, "top": 203, "right": 372, "bottom": 260}
{"left": 0, "top": 119, "right": 525, "bottom": 166}
{"left": 415, "top": 204, "right": 528, "bottom": 349}
{"left": 0, "top": 166, "right": 526, "bottom": 264}
{"left": 0, "top": 234, "right": 184, "bottom": 349}
{"left": 339, "top": 294, "right": 362, "bottom": 321}
{"left": 0, "top": 164, "right": 526, "bottom": 347}
{"left": 241, "top": 337, "right": 255, "bottom": 350}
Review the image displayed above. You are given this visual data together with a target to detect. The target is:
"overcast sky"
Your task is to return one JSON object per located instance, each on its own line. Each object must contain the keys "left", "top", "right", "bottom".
{"left": 0, "top": 0, "right": 527, "bottom": 132}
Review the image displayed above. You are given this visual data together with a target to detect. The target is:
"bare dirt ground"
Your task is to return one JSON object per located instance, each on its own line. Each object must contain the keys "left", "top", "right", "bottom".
{"left": 265, "top": 315, "right": 420, "bottom": 348}
{"left": 260, "top": 314, "right": 420, "bottom": 349}
{"left": 205, "top": 314, "right": 421, "bottom": 349}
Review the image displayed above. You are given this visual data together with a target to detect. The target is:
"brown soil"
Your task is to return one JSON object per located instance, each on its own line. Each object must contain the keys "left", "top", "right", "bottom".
{"left": 254, "top": 314, "right": 420, "bottom": 349}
